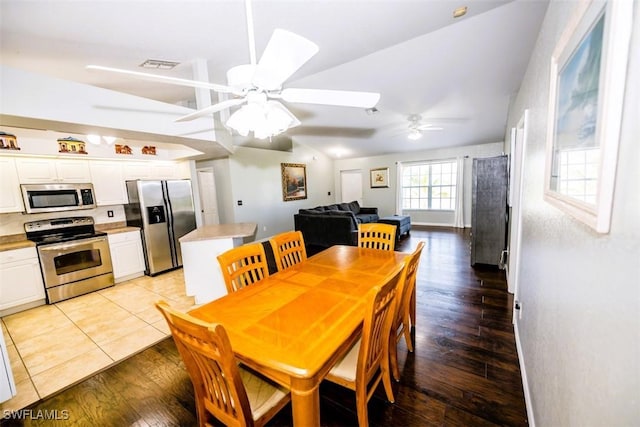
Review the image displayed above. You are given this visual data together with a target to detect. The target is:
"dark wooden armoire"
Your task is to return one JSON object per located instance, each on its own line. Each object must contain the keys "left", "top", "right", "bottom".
{"left": 471, "top": 155, "right": 509, "bottom": 266}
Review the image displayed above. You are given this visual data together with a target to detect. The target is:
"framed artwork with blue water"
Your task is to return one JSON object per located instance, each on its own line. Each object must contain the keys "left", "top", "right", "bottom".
{"left": 544, "top": 0, "right": 632, "bottom": 233}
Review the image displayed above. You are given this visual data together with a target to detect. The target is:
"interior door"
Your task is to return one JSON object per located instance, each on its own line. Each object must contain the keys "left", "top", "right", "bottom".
{"left": 197, "top": 168, "right": 220, "bottom": 225}
{"left": 508, "top": 110, "right": 529, "bottom": 309}
{"left": 340, "top": 169, "right": 363, "bottom": 204}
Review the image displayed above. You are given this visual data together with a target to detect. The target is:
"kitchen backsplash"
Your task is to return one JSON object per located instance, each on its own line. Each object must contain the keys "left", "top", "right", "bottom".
{"left": 0, "top": 205, "right": 126, "bottom": 236}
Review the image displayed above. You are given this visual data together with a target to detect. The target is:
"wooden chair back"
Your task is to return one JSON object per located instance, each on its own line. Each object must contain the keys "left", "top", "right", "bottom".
{"left": 155, "top": 301, "right": 255, "bottom": 427}
{"left": 269, "top": 230, "right": 307, "bottom": 272}
{"left": 358, "top": 263, "right": 405, "bottom": 393}
{"left": 217, "top": 243, "right": 270, "bottom": 293}
{"left": 390, "top": 241, "right": 425, "bottom": 380}
{"left": 358, "top": 223, "right": 397, "bottom": 251}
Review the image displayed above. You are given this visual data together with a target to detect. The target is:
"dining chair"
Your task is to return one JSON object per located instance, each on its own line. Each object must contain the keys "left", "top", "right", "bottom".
{"left": 155, "top": 301, "right": 291, "bottom": 427}
{"left": 217, "top": 243, "right": 270, "bottom": 293}
{"left": 358, "top": 223, "right": 397, "bottom": 251}
{"left": 324, "top": 262, "right": 406, "bottom": 427}
{"left": 389, "top": 241, "right": 425, "bottom": 381}
{"left": 269, "top": 230, "right": 307, "bottom": 272}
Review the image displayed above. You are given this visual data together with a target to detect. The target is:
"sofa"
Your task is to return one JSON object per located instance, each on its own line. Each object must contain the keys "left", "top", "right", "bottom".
{"left": 294, "top": 201, "right": 379, "bottom": 252}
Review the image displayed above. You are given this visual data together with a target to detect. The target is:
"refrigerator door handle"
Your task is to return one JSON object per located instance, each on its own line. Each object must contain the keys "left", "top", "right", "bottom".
{"left": 162, "top": 181, "right": 179, "bottom": 267}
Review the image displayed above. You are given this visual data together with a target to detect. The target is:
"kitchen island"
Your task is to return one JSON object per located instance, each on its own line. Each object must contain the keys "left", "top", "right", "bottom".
{"left": 179, "top": 223, "right": 257, "bottom": 304}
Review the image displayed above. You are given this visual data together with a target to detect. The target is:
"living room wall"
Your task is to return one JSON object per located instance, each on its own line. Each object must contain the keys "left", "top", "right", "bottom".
{"left": 505, "top": 1, "right": 639, "bottom": 425}
{"left": 332, "top": 142, "right": 503, "bottom": 227}
{"left": 197, "top": 142, "right": 334, "bottom": 241}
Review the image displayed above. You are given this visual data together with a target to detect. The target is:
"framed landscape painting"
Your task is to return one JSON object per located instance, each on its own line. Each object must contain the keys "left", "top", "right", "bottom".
{"left": 281, "top": 163, "right": 307, "bottom": 201}
{"left": 544, "top": 0, "right": 632, "bottom": 233}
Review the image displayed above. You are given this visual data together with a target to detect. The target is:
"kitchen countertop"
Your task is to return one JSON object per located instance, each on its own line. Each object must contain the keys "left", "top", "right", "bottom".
{"left": 179, "top": 223, "right": 257, "bottom": 243}
{"left": 101, "top": 226, "right": 140, "bottom": 235}
{"left": 0, "top": 239, "right": 35, "bottom": 252}
{"left": 0, "top": 223, "right": 140, "bottom": 252}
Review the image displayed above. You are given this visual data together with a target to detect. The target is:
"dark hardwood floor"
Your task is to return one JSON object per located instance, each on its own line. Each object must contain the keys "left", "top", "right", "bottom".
{"left": 4, "top": 226, "right": 527, "bottom": 426}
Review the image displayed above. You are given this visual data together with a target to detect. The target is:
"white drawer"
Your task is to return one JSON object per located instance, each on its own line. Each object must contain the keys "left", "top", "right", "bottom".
{"left": 107, "top": 230, "right": 140, "bottom": 244}
{"left": 0, "top": 246, "right": 38, "bottom": 264}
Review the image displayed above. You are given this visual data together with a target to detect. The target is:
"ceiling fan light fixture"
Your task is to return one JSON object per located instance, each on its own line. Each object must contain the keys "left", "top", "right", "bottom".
{"left": 226, "top": 97, "right": 299, "bottom": 140}
{"left": 408, "top": 129, "right": 422, "bottom": 140}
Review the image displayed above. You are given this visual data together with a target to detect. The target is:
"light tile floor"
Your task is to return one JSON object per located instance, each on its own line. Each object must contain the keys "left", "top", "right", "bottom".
{"left": 0, "top": 269, "right": 195, "bottom": 413}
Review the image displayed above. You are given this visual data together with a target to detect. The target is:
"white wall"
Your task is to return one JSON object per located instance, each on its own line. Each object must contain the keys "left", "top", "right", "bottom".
{"left": 197, "top": 142, "right": 335, "bottom": 241}
{"left": 333, "top": 142, "right": 503, "bottom": 226}
{"left": 506, "top": 2, "right": 640, "bottom": 425}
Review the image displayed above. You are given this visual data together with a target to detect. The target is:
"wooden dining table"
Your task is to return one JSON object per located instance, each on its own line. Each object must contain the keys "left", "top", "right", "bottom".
{"left": 188, "top": 244, "right": 407, "bottom": 427}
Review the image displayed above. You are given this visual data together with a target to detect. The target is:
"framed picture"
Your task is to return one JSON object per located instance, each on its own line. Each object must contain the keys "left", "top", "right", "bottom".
{"left": 370, "top": 167, "right": 389, "bottom": 188}
{"left": 543, "top": 0, "right": 632, "bottom": 233}
{"left": 281, "top": 163, "right": 307, "bottom": 201}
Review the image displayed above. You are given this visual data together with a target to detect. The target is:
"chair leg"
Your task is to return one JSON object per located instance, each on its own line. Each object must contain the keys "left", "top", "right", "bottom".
{"left": 381, "top": 358, "right": 395, "bottom": 403}
{"left": 410, "top": 287, "right": 416, "bottom": 329}
{"left": 356, "top": 386, "right": 370, "bottom": 427}
{"left": 402, "top": 313, "right": 414, "bottom": 353}
{"left": 390, "top": 336, "right": 400, "bottom": 381}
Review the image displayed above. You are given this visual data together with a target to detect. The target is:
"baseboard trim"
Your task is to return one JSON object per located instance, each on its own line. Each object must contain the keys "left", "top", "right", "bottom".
{"left": 411, "top": 221, "right": 470, "bottom": 228}
{"left": 514, "top": 319, "right": 536, "bottom": 427}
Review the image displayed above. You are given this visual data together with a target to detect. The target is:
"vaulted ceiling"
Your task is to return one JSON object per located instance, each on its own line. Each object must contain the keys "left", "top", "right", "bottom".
{"left": 0, "top": 0, "right": 549, "bottom": 159}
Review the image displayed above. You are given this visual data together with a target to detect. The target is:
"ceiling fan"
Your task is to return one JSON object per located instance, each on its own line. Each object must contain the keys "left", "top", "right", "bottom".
{"left": 87, "top": 0, "right": 380, "bottom": 139}
{"left": 407, "top": 114, "right": 443, "bottom": 140}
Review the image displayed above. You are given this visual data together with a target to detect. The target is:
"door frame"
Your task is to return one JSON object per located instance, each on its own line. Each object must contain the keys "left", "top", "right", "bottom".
{"left": 508, "top": 110, "right": 529, "bottom": 316}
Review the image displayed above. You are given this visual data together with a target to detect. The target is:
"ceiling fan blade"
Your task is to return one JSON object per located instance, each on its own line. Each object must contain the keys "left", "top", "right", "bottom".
{"left": 280, "top": 88, "right": 380, "bottom": 108}
{"left": 175, "top": 98, "right": 246, "bottom": 122}
{"left": 86, "top": 65, "right": 235, "bottom": 94}
{"left": 416, "top": 124, "right": 444, "bottom": 131}
{"left": 252, "top": 29, "right": 319, "bottom": 90}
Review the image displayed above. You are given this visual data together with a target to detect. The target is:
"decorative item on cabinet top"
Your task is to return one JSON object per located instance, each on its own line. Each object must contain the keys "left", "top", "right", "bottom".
{"left": 0, "top": 131, "right": 20, "bottom": 150}
{"left": 115, "top": 144, "right": 133, "bottom": 155}
{"left": 141, "top": 146, "right": 156, "bottom": 155}
{"left": 57, "top": 136, "right": 88, "bottom": 155}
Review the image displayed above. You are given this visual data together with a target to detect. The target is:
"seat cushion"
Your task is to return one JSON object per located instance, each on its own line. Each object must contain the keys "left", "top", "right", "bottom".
{"left": 328, "top": 338, "right": 361, "bottom": 383}
{"left": 239, "top": 366, "right": 289, "bottom": 421}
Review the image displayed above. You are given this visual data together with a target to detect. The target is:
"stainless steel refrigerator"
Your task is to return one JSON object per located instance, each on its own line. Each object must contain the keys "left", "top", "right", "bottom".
{"left": 124, "top": 180, "right": 196, "bottom": 275}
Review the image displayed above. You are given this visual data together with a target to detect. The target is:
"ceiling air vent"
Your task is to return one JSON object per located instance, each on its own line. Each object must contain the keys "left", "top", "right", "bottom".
{"left": 139, "top": 59, "right": 180, "bottom": 70}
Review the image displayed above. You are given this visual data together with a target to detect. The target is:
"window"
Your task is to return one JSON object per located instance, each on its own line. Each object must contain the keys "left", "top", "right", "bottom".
{"left": 402, "top": 160, "right": 457, "bottom": 210}
{"left": 556, "top": 147, "right": 599, "bottom": 205}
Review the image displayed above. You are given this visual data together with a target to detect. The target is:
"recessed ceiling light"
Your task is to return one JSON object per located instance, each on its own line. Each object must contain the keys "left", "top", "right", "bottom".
{"left": 139, "top": 59, "right": 180, "bottom": 69}
{"left": 453, "top": 6, "right": 468, "bottom": 18}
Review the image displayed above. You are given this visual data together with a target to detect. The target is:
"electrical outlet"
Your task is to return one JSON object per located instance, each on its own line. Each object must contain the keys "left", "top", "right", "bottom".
{"left": 515, "top": 301, "right": 523, "bottom": 320}
{"left": 107, "top": 210, "right": 114, "bottom": 218}
{"left": 237, "top": 200, "right": 243, "bottom": 206}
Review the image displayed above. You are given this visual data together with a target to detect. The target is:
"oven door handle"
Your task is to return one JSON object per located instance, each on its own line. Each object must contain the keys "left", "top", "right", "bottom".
{"left": 39, "top": 237, "right": 108, "bottom": 251}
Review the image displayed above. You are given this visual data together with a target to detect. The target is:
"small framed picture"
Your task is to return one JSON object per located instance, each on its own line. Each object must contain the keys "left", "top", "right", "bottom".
{"left": 370, "top": 167, "right": 389, "bottom": 188}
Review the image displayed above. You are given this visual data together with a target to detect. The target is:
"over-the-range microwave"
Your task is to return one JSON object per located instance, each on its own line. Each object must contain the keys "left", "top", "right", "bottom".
{"left": 20, "top": 183, "right": 96, "bottom": 214}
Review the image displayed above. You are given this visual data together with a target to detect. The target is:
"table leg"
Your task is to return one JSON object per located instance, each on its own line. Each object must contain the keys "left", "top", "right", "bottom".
{"left": 290, "top": 378, "right": 320, "bottom": 427}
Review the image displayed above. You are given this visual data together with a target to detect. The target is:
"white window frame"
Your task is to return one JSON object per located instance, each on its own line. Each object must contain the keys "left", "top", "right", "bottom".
{"left": 401, "top": 160, "right": 457, "bottom": 211}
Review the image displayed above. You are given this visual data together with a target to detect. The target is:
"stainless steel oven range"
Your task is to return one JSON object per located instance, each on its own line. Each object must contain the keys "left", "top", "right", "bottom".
{"left": 24, "top": 217, "right": 114, "bottom": 303}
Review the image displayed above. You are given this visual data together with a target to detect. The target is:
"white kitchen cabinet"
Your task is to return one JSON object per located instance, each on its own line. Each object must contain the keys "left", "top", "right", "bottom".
{"left": 16, "top": 158, "right": 91, "bottom": 183}
{"left": 108, "top": 230, "right": 146, "bottom": 283}
{"left": 89, "top": 161, "right": 127, "bottom": 206}
{"left": 0, "top": 246, "right": 46, "bottom": 316}
{"left": 0, "top": 157, "right": 24, "bottom": 213}
{"left": 0, "top": 332, "right": 16, "bottom": 403}
{"left": 122, "top": 162, "right": 152, "bottom": 180}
